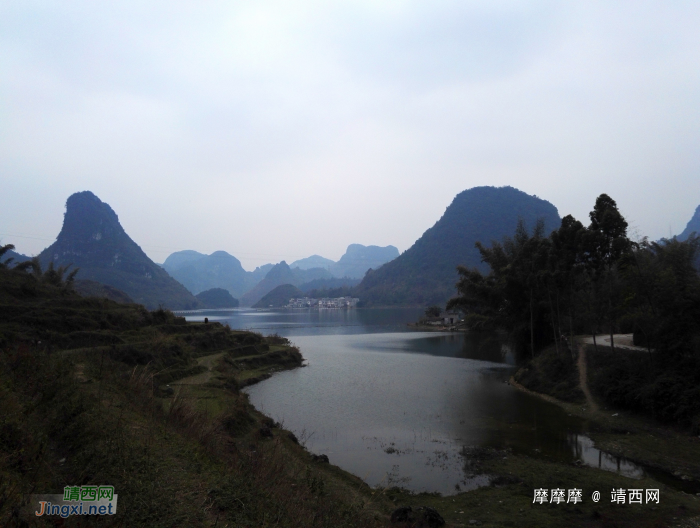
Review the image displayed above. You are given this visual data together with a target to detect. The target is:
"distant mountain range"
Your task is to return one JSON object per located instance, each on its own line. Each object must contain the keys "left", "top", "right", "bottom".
{"left": 162, "top": 250, "right": 261, "bottom": 299}
{"left": 37, "top": 191, "right": 200, "bottom": 310}
{"left": 353, "top": 186, "right": 562, "bottom": 306}
{"left": 12, "top": 186, "right": 665, "bottom": 311}
{"left": 289, "top": 244, "right": 399, "bottom": 279}
{"left": 160, "top": 243, "right": 398, "bottom": 306}
{"left": 239, "top": 261, "right": 332, "bottom": 306}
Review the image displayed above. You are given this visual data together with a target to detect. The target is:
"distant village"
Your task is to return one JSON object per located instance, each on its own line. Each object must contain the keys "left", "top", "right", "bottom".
{"left": 287, "top": 296, "right": 360, "bottom": 309}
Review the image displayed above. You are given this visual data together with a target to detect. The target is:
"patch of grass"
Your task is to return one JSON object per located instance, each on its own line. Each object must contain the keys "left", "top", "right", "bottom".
{"left": 385, "top": 448, "right": 700, "bottom": 528}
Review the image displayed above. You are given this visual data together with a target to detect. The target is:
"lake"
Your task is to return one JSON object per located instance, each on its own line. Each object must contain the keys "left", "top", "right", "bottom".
{"left": 181, "top": 307, "right": 643, "bottom": 495}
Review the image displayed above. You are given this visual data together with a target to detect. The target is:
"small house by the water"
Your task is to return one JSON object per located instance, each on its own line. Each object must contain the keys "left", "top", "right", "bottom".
{"left": 440, "top": 311, "right": 462, "bottom": 325}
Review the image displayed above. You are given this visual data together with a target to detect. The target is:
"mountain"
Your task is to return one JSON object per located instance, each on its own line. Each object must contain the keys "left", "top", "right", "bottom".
{"left": 162, "top": 251, "right": 275, "bottom": 298}
{"left": 239, "top": 261, "right": 332, "bottom": 306}
{"left": 240, "top": 262, "right": 296, "bottom": 306}
{"left": 162, "top": 250, "right": 206, "bottom": 270}
{"left": 299, "top": 277, "right": 361, "bottom": 292}
{"left": 251, "top": 263, "right": 274, "bottom": 281}
{"left": 73, "top": 279, "right": 134, "bottom": 304}
{"left": 1, "top": 249, "right": 31, "bottom": 267}
{"left": 677, "top": 205, "right": 700, "bottom": 242}
{"left": 330, "top": 244, "right": 399, "bottom": 278}
{"left": 195, "top": 288, "right": 239, "bottom": 308}
{"left": 163, "top": 251, "right": 253, "bottom": 298}
{"left": 353, "top": 186, "right": 561, "bottom": 307}
{"left": 37, "top": 191, "right": 200, "bottom": 310}
{"left": 252, "top": 284, "right": 303, "bottom": 308}
{"left": 290, "top": 254, "right": 335, "bottom": 270}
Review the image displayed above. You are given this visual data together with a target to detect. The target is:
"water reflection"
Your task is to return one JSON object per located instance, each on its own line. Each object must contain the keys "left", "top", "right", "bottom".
{"left": 184, "top": 309, "right": 647, "bottom": 494}
{"left": 179, "top": 307, "right": 426, "bottom": 335}
{"left": 569, "top": 435, "right": 643, "bottom": 479}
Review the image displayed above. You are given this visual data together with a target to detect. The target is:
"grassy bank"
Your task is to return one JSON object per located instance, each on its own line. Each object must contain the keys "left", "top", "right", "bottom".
{"left": 482, "top": 339, "right": 700, "bottom": 527}
{"left": 512, "top": 344, "right": 585, "bottom": 404}
{"left": 0, "top": 268, "right": 392, "bottom": 527}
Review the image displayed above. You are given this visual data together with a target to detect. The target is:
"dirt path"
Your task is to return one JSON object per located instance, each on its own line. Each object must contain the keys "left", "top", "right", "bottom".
{"left": 580, "top": 333, "right": 648, "bottom": 352}
{"left": 576, "top": 339, "right": 599, "bottom": 413}
{"left": 171, "top": 351, "right": 225, "bottom": 386}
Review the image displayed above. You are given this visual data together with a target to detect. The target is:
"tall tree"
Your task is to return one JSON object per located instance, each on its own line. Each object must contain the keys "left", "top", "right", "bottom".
{"left": 584, "top": 194, "right": 631, "bottom": 351}
{"left": 449, "top": 219, "right": 550, "bottom": 357}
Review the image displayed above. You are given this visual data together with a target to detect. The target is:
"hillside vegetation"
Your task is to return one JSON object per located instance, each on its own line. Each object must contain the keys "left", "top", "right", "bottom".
{"left": 451, "top": 193, "right": 700, "bottom": 431}
{"left": 0, "top": 260, "right": 389, "bottom": 527}
{"left": 37, "top": 191, "right": 199, "bottom": 310}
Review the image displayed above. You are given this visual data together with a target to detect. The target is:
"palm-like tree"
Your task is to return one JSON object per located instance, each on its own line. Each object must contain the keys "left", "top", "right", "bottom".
{"left": 0, "top": 243, "right": 15, "bottom": 269}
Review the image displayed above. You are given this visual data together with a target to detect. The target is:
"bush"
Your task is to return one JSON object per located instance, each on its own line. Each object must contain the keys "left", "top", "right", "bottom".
{"left": 514, "top": 346, "right": 585, "bottom": 403}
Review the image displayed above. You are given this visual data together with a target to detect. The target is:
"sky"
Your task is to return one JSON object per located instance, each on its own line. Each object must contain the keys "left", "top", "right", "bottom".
{"left": 1, "top": 1, "right": 699, "bottom": 270}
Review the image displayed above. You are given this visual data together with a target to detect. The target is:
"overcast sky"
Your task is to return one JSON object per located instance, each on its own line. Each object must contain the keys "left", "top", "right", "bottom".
{"left": 2, "top": 1, "right": 699, "bottom": 269}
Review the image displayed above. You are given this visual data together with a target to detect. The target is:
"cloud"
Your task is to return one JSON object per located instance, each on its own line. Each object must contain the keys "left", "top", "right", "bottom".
{"left": 1, "top": 1, "right": 699, "bottom": 265}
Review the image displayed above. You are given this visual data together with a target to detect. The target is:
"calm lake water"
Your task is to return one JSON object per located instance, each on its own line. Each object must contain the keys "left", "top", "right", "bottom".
{"left": 182, "top": 307, "right": 643, "bottom": 495}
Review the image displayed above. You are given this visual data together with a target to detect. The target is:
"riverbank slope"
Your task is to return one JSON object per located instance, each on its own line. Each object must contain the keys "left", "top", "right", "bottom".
{"left": 0, "top": 267, "right": 393, "bottom": 527}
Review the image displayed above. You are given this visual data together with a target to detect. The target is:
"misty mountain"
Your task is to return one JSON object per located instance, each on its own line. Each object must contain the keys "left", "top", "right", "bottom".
{"left": 38, "top": 191, "right": 199, "bottom": 310}
{"left": 163, "top": 250, "right": 252, "bottom": 298}
{"left": 0, "top": 249, "right": 31, "bottom": 267}
{"left": 162, "top": 250, "right": 206, "bottom": 270}
{"left": 239, "top": 261, "right": 332, "bottom": 306}
{"left": 353, "top": 186, "right": 561, "bottom": 307}
{"left": 251, "top": 263, "right": 274, "bottom": 281}
{"left": 329, "top": 244, "right": 399, "bottom": 278}
{"left": 162, "top": 251, "right": 275, "bottom": 299}
{"left": 252, "top": 284, "right": 304, "bottom": 308}
{"left": 289, "top": 245, "right": 399, "bottom": 279}
{"left": 677, "top": 205, "right": 700, "bottom": 242}
{"left": 195, "top": 287, "right": 239, "bottom": 308}
{"left": 289, "top": 254, "right": 335, "bottom": 270}
{"left": 298, "top": 277, "right": 361, "bottom": 293}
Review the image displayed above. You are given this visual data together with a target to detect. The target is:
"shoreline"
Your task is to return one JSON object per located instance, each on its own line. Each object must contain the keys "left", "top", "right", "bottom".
{"left": 508, "top": 369, "right": 700, "bottom": 486}
{"left": 406, "top": 322, "right": 467, "bottom": 332}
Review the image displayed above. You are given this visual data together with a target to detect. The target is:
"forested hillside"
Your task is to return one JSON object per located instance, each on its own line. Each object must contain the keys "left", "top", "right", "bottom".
{"left": 449, "top": 194, "right": 700, "bottom": 431}
{"left": 37, "top": 192, "right": 199, "bottom": 310}
{"left": 354, "top": 186, "right": 560, "bottom": 306}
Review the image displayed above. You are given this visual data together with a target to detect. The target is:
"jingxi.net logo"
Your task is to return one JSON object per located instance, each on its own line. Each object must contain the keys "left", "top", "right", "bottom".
{"left": 32, "top": 485, "right": 118, "bottom": 518}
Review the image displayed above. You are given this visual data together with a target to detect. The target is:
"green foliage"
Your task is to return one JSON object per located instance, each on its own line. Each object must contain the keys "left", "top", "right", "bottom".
{"left": 0, "top": 261, "right": 378, "bottom": 527}
{"left": 0, "top": 244, "right": 15, "bottom": 269}
{"left": 587, "top": 345, "right": 700, "bottom": 432}
{"left": 513, "top": 346, "right": 585, "bottom": 403}
{"left": 623, "top": 235, "right": 700, "bottom": 357}
{"left": 424, "top": 305, "right": 441, "bottom": 318}
{"left": 448, "top": 218, "right": 554, "bottom": 357}
{"left": 451, "top": 192, "right": 700, "bottom": 429}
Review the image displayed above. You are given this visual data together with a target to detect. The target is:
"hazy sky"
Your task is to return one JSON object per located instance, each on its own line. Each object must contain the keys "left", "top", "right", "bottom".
{"left": 2, "top": 1, "right": 699, "bottom": 269}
